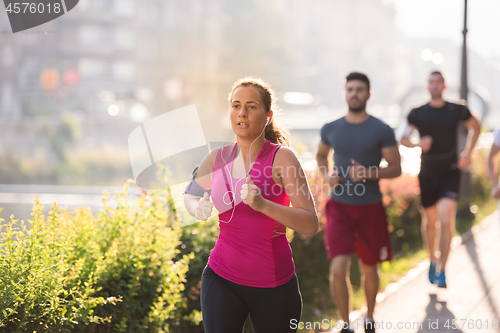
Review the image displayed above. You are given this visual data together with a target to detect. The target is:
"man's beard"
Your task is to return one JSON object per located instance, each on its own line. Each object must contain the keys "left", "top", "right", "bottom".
{"left": 348, "top": 101, "right": 367, "bottom": 113}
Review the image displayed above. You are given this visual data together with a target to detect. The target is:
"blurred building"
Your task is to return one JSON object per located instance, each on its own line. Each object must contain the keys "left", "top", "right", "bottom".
{"left": 0, "top": 0, "right": 235, "bottom": 161}
{"left": 0, "top": 0, "right": 232, "bottom": 119}
{"left": 0, "top": 0, "right": 499, "bottom": 158}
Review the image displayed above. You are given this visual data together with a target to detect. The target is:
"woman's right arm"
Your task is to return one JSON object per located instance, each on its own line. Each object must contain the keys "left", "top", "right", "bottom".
{"left": 184, "top": 149, "right": 217, "bottom": 219}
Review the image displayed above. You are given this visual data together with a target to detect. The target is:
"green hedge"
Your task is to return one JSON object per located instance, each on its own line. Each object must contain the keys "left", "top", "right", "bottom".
{"left": 0, "top": 184, "right": 195, "bottom": 333}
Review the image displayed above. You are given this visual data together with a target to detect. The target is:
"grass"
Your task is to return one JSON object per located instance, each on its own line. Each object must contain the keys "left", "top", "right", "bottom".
{"left": 351, "top": 250, "right": 428, "bottom": 311}
{"left": 456, "top": 197, "right": 497, "bottom": 234}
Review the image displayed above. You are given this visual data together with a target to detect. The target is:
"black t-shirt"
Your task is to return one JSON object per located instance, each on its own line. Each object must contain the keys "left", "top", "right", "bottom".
{"left": 407, "top": 102, "right": 472, "bottom": 171}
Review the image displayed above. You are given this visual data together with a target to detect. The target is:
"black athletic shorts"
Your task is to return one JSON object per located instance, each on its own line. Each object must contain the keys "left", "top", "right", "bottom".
{"left": 200, "top": 264, "right": 302, "bottom": 333}
{"left": 418, "top": 166, "right": 460, "bottom": 208}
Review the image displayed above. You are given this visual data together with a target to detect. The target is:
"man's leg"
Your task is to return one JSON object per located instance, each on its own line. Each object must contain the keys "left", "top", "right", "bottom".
{"left": 330, "top": 255, "right": 351, "bottom": 324}
{"left": 358, "top": 259, "right": 379, "bottom": 320}
{"left": 437, "top": 198, "right": 457, "bottom": 270}
{"left": 421, "top": 204, "right": 438, "bottom": 263}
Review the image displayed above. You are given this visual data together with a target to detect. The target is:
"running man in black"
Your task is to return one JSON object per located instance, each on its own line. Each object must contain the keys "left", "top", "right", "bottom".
{"left": 400, "top": 71, "right": 480, "bottom": 288}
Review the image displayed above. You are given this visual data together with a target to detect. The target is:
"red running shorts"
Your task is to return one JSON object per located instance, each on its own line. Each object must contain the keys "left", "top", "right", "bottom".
{"left": 324, "top": 198, "right": 392, "bottom": 266}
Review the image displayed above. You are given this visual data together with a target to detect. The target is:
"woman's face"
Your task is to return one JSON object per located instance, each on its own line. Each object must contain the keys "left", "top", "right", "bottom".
{"left": 229, "top": 86, "right": 268, "bottom": 140}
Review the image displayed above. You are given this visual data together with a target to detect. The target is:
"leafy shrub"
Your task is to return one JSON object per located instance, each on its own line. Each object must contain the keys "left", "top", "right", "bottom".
{"left": 0, "top": 183, "right": 194, "bottom": 333}
{"left": 380, "top": 175, "right": 422, "bottom": 254}
{"left": 173, "top": 220, "right": 218, "bottom": 333}
{"left": 83, "top": 185, "right": 193, "bottom": 333}
{"left": 0, "top": 205, "right": 115, "bottom": 332}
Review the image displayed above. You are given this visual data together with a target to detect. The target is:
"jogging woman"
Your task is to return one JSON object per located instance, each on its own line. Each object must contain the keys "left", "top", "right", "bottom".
{"left": 183, "top": 77, "right": 318, "bottom": 333}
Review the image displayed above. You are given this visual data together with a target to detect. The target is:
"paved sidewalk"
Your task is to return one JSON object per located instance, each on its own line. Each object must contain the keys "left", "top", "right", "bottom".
{"left": 329, "top": 211, "right": 500, "bottom": 333}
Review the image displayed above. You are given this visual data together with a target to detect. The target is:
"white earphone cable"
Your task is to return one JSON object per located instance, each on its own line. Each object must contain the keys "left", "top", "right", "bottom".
{"left": 217, "top": 116, "right": 269, "bottom": 223}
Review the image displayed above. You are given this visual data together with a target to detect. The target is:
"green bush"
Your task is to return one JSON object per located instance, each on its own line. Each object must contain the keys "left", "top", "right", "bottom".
{"left": 380, "top": 175, "right": 422, "bottom": 255}
{"left": 0, "top": 205, "right": 114, "bottom": 332}
{"left": 0, "top": 183, "right": 195, "bottom": 333}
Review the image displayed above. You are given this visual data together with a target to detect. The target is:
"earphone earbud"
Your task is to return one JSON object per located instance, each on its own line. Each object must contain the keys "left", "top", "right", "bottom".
{"left": 266, "top": 116, "right": 270, "bottom": 125}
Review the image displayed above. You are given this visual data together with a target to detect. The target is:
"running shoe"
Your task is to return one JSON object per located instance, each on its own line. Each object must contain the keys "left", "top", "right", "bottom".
{"left": 437, "top": 270, "right": 447, "bottom": 288}
{"left": 365, "top": 319, "right": 376, "bottom": 333}
{"left": 428, "top": 262, "right": 436, "bottom": 284}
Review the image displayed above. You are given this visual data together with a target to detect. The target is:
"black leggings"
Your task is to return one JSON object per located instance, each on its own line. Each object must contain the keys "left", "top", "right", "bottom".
{"left": 200, "top": 264, "right": 302, "bottom": 333}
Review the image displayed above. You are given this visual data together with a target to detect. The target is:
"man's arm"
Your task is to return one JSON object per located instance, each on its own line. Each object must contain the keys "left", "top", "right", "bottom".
{"left": 400, "top": 123, "right": 418, "bottom": 148}
{"left": 350, "top": 145, "right": 401, "bottom": 182}
{"left": 400, "top": 123, "right": 433, "bottom": 152}
{"left": 459, "top": 115, "right": 481, "bottom": 167}
{"left": 316, "top": 140, "right": 343, "bottom": 187}
{"left": 316, "top": 140, "right": 332, "bottom": 179}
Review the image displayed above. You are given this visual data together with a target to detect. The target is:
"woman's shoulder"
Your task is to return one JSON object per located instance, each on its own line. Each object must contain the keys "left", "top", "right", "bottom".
{"left": 208, "top": 146, "right": 222, "bottom": 159}
{"left": 198, "top": 147, "right": 223, "bottom": 172}
{"left": 208, "top": 143, "right": 237, "bottom": 169}
{"left": 273, "top": 146, "right": 299, "bottom": 167}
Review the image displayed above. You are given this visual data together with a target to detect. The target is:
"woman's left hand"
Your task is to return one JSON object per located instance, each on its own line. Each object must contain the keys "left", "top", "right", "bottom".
{"left": 241, "top": 176, "right": 266, "bottom": 212}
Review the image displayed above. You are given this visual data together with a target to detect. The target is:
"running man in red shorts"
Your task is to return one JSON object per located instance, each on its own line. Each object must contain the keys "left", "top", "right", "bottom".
{"left": 316, "top": 72, "right": 402, "bottom": 333}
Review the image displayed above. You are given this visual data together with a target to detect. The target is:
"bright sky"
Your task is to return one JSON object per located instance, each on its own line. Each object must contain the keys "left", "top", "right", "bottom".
{"left": 393, "top": 0, "right": 500, "bottom": 59}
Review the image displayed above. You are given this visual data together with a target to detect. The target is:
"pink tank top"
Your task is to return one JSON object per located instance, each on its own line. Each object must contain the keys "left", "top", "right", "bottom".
{"left": 207, "top": 140, "right": 295, "bottom": 288}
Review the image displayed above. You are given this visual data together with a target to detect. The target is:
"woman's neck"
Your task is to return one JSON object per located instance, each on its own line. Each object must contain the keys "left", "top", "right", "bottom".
{"left": 236, "top": 136, "right": 266, "bottom": 166}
